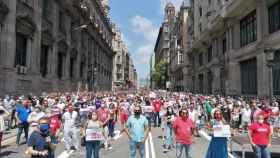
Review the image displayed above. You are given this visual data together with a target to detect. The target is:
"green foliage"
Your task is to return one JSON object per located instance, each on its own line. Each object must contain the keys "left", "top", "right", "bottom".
{"left": 151, "top": 60, "right": 167, "bottom": 88}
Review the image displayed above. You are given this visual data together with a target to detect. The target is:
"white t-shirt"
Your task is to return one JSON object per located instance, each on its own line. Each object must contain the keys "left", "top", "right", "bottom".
{"left": 241, "top": 108, "right": 251, "bottom": 122}
{"left": 62, "top": 111, "right": 78, "bottom": 128}
{"left": 189, "top": 110, "right": 197, "bottom": 122}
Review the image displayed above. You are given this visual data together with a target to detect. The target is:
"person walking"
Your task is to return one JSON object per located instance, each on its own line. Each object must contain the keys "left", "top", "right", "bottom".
{"left": 62, "top": 105, "right": 79, "bottom": 152}
{"left": 125, "top": 105, "right": 149, "bottom": 158}
{"left": 0, "top": 103, "right": 10, "bottom": 153}
{"left": 152, "top": 98, "right": 162, "bottom": 127}
{"left": 97, "top": 102, "right": 110, "bottom": 150}
{"left": 173, "top": 107, "right": 196, "bottom": 158}
{"left": 16, "top": 99, "right": 31, "bottom": 146}
{"left": 248, "top": 114, "right": 272, "bottom": 158}
{"left": 49, "top": 107, "right": 61, "bottom": 158}
{"left": 82, "top": 111, "right": 104, "bottom": 158}
{"left": 25, "top": 117, "right": 54, "bottom": 158}
{"left": 28, "top": 106, "right": 45, "bottom": 135}
{"left": 205, "top": 109, "right": 228, "bottom": 158}
{"left": 163, "top": 105, "right": 176, "bottom": 152}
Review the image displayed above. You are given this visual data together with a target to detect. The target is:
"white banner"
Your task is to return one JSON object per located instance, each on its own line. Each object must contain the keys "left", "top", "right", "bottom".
{"left": 86, "top": 128, "right": 104, "bottom": 141}
{"left": 213, "top": 125, "right": 231, "bottom": 138}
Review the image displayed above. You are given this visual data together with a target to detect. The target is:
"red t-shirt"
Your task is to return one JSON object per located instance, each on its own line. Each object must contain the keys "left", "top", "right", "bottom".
{"left": 249, "top": 122, "right": 271, "bottom": 145}
{"left": 97, "top": 108, "right": 109, "bottom": 124}
{"left": 173, "top": 117, "right": 195, "bottom": 145}
{"left": 49, "top": 116, "right": 61, "bottom": 135}
{"left": 153, "top": 100, "right": 161, "bottom": 112}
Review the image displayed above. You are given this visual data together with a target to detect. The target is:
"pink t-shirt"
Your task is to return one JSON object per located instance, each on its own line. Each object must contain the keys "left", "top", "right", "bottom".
{"left": 97, "top": 108, "right": 109, "bottom": 124}
{"left": 249, "top": 122, "right": 271, "bottom": 145}
{"left": 173, "top": 117, "right": 195, "bottom": 144}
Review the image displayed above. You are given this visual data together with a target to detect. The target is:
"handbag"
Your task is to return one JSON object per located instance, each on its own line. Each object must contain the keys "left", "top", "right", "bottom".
{"left": 81, "top": 121, "right": 88, "bottom": 147}
{"left": 81, "top": 136, "right": 86, "bottom": 146}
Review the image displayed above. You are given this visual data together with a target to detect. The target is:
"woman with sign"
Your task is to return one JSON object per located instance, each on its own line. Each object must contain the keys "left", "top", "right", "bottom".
{"left": 82, "top": 111, "right": 104, "bottom": 158}
{"left": 205, "top": 109, "right": 229, "bottom": 158}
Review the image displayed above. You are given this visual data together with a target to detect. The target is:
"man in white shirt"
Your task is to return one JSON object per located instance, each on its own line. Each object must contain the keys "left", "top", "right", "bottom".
{"left": 241, "top": 104, "right": 251, "bottom": 133}
{"left": 62, "top": 105, "right": 79, "bottom": 151}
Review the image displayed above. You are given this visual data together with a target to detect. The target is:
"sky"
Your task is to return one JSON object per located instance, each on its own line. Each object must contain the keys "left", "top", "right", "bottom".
{"left": 109, "top": 0, "right": 184, "bottom": 80}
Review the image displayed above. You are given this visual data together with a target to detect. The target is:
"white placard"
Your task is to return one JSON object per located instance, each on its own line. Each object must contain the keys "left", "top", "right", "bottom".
{"left": 213, "top": 125, "right": 231, "bottom": 138}
{"left": 86, "top": 128, "right": 104, "bottom": 141}
{"left": 142, "top": 106, "right": 154, "bottom": 113}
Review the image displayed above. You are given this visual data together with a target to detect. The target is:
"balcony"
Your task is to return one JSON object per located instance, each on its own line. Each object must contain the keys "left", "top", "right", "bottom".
{"left": 116, "top": 69, "right": 123, "bottom": 74}
{"left": 116, "top": 59, "right": 122, "bottom": 65}
{"left": 221, "top": 0, "right": 255, "bottom": 18}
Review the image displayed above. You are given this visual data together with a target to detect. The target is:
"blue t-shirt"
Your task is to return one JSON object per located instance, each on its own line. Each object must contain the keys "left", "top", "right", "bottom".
{"left": 127, "top": 115, "right": 148, "bottom": 142}
{"left": 16, "top": 105, "right": 31, "bottom": 123}
{"left": 28, "top": 131, "right": 49, "bottom": 158}
{"left": 95, "top": 100, "right": 101, "bottom": 109}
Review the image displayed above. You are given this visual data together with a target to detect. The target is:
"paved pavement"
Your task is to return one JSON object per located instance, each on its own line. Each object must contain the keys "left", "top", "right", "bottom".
{"left": 1, "top": 127, "right": 280, "bottom": 158}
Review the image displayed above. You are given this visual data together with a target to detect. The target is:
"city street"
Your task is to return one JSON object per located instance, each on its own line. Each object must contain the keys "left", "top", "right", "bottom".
{"left": 1, "top": 127, "right": 209, "bottom": 158}
{"left": 1, "top": 0, "right": 280, "bottom": 158}
{"left": 2, "top": 126, "right": 280, "bottom": 158}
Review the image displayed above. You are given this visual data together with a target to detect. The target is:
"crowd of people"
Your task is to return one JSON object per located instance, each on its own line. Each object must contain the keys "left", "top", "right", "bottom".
{"left": 0, "top": 91, "right": 279, "bottom": 158}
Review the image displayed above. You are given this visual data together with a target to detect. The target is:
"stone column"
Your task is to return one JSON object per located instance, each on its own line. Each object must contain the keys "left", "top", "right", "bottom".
{"left": 64, "top": 50, "right": 70, "bottom": 79}
{"left": 256, "top": 0, "right": 269, "bottom": 41}
{"left": 232, "top": 22, "right": 240, "bottom": 49}
{"left": 257, "top": 52, "right": 270, "bottom": 97}
{"left": 1, "top": 0, "right": 17, "bottom": 67}
{"left": 212, "top": 67, "right": 221, "bottom": 94}
{"left": 26, "top": 38, "right": 32, "bottom": 69}
{"left": 46, "top": 47, "right": 53, "bottom": 78}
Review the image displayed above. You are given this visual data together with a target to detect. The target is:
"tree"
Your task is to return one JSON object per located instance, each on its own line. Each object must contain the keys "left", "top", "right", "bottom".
{"left": 152, "top": 60, "right": 167, "bottom": 89}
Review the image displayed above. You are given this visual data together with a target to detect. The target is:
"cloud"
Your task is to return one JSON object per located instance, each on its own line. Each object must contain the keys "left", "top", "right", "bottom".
{"left": 121, "top": 33, "right": 131, "bottom": 48}
{"left": 135, "top": 44, "right": 154, "bottom": 64}
{"left": 130, "top": 15, "right": 158, "bottom": 65}
{"left": 160, "top": 0, "right": 184, "bottom": 12}
{"left": 131, "top": 15, "right": 158, "bottom": 43}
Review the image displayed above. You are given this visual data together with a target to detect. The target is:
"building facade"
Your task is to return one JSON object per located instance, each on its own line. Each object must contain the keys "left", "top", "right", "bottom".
{"left": 187, "top": 0, "right": 280, "bottom": 97}
{"left": 0, "top": 0, "right": 115, "bottom": 96}
{"left": 170, "top": 1, "right": 190, "bottom": 91}
{"left": 154, "top": 2, "right": 176, "bottom": 89}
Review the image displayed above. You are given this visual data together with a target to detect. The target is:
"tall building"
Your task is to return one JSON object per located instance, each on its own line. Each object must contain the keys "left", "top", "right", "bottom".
{"left": 0, "top": 0, "right": 115, "bottom": 96}
{"left": 154, "top": 2, "right": 176, "bottom": 89}
{"left": 187, "top": 0, "right": 280, "bottom": 97}
{"left": 170, "top": 1, "right": 191, "bottom": 91}
{"left": 112, "top": 27, "right": 126, "bottom": 91}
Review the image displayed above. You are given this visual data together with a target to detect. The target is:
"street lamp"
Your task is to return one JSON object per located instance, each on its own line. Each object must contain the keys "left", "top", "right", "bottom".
{"left": 264, "top": 48, "right": 275, "bottom": 98}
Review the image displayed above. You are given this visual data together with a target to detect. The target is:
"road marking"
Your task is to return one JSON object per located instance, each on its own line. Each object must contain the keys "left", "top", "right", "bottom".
{"left": 199, "top": 130, "right": 236, "bottom": 158}
{"left": 148, "top": 132, "right": 156, "bottom": 158}
{"left": 145, "top": 136, "right": 150, "bottom": 158}
{"left": 57, "top": 150, "right": 74, "bottom": 158}
{"left": 113, "top": 130, "right": 122, "bottom": 140}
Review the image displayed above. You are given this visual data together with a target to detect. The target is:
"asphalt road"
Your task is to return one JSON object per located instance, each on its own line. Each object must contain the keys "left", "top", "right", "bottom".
{"left": 1, "top": 127, "right": 280, "bottom": 158}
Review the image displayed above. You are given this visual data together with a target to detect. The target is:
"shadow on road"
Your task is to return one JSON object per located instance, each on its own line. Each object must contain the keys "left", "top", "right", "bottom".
{"left": 1, "top": 144, "right": 11, "bottom": 149}
{"left": 0, "top": 150, "right": 18, "bottom": 157}
{"left": 234, "top": 151, "right": 280, "bottom": 158}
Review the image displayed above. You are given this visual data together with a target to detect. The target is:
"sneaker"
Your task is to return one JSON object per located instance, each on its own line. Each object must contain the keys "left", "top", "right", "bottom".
{"left": 163, "top": 148, "right": 168, "bottom": 153}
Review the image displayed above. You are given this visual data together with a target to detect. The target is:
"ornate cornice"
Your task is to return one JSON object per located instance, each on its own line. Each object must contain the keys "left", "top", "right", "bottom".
{"left": 16, "top": 13, "right": 36, "bottom": 37}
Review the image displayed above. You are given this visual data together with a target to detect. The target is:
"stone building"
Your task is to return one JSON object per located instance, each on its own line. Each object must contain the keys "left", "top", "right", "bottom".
{"left": 170, "top": 1, "right": 190, "bottom": 91}
{"left": 154, "top": 2, "right": 176, "bottom": 89}
{"left": 0, "top": 0, "right": 115, "bottom": 96}
{"left": 187, "top": 0, "right": 280, "bottom": 97}
{"left": 112, "top": 27, "right": 134, "bottom": 91}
